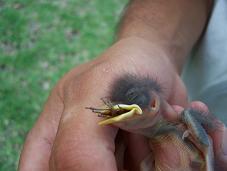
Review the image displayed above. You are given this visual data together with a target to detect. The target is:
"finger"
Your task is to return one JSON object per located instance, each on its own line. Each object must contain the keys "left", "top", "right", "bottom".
{"left": 18, "top": 62, "right": 96, "bottom": 171}
{"left": 168, "top": 75, "right": 188, "bottom": 108}
{"left": 18, "top": 87, "right": 64, "bottom": 171}
{"left": 49, "top": 105, "right": 118, "bottom": 171}
{"left": 49, "top": 66, "right": 120, "bottom": 171}
{"left": 189, "top": 101, "right": 209, "bottom": 112}
{"left": 124, "top": 133, "right": 151, "bottom": 171}
{"left": 212, "top": 125, "right": 227, "bottom": 170}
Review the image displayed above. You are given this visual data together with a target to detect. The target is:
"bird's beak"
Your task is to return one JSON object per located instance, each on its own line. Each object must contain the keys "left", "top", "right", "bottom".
{"left": 98, "top": 104, "right": 143, "bottom": 125}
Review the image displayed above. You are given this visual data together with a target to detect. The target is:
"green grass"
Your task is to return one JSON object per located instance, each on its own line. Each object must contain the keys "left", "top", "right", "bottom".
{"left": 0, "top": 0, "right": 128, "bottom": 170}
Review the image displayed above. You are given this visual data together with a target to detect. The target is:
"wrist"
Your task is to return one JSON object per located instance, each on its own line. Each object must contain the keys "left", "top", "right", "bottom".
{"left": 116, "top": 0, "right": 213, "bottom": 74}
{"left": 113, "top": 36, "right": 182, "bottom": 75}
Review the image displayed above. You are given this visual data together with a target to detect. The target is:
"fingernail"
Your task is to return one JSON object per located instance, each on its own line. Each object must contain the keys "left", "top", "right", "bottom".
{"left": 222, "top": 127, "right": 227, "bottom": 155}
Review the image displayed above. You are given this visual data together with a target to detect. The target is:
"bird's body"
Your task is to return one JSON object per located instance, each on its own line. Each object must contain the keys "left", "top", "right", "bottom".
{"left": 87, "top": 74, "right": 214, "bottom": 171}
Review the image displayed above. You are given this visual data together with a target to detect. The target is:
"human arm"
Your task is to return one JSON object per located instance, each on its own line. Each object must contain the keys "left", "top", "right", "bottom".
{"left": 117, "top": 0, "right": 212, "bottom": 73}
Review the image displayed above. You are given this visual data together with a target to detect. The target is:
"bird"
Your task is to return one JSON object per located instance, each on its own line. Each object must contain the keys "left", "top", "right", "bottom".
{"left": 87, "top": 74, "right": 214, "bottom": 171}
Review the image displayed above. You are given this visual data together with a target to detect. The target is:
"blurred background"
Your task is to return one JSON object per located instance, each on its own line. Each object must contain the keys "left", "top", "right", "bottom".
{"left": 0, "top": 0, "right": 128, "bottom": 170}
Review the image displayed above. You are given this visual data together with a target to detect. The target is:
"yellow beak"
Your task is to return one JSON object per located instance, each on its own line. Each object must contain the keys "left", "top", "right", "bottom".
{"left": 98, "top": 104, "right": 143, "bottom": 125}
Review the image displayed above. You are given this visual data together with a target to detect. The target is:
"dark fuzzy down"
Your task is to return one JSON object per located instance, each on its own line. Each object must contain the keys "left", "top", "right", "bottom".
{"left": 109, "top": 74, "right": 162, "bottom": 109}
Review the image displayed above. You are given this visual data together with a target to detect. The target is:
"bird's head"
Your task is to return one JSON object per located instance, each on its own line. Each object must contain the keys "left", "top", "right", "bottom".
{"left": 87, "top": 74, "right": 164, "bottom": 131}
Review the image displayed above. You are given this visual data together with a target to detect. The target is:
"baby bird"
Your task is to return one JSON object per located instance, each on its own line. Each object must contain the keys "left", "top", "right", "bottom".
{"left": 87, "top": 74, "right": 214, "bottom": 171}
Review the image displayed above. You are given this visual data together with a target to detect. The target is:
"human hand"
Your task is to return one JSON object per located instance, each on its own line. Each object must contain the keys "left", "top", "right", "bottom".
{"left": 18, "top": 37, "right": 188, "bottom": 171}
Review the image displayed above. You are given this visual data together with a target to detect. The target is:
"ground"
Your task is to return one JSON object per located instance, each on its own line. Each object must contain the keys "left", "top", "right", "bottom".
{"left": 0, "top": 0, "right": 128, "bottom": 170}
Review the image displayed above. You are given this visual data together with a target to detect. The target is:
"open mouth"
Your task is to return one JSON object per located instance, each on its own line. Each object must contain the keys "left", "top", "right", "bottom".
{"left": 86, "top": 104, "right": 143, "bottom": 125}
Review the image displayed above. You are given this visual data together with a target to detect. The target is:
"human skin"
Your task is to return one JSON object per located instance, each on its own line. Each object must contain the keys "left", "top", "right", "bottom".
{"left": 18, "top": 0, "right": 227, "bottom": 171}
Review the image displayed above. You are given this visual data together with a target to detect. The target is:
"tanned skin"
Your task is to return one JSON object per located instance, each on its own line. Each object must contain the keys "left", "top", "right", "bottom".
{"left": 19, "top": 0, "right": 227, "bottom": 171}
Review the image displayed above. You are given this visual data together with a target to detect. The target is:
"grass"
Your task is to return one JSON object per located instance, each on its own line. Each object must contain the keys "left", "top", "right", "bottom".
{"left": 0, "top": 0, "right": 128, "bottom": 170}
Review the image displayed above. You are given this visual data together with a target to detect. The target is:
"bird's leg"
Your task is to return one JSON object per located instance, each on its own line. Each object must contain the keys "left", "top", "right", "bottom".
{"left": 181, "top": 109, "right": 214, "bottom": 171}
